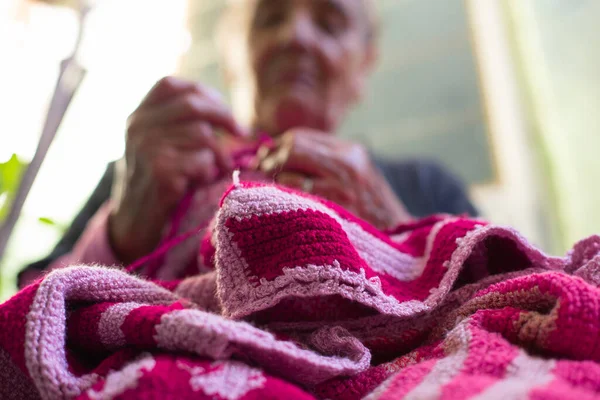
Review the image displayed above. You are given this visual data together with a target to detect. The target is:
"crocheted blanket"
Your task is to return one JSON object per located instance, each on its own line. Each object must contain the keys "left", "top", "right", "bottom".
{"left": 2, "top": 181, "right": 600, "bottom": 400}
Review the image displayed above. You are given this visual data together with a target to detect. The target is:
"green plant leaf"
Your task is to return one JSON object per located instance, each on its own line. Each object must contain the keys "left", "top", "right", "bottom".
{"left": 38, "top": 217, "right": 57, "bottom": 226}
{"left": 38, "top": 216, "right": 68, "bottom": 234}
{"left": 0, "top": 154, "right": 28, "bottom": 222}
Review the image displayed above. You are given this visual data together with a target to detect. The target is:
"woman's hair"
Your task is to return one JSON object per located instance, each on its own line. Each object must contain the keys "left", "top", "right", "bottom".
{"left": 216, "top": 0, "right": 380, "bottom": 67}
{"left": 363, "top": 0, "right": 381, "bottom": 43}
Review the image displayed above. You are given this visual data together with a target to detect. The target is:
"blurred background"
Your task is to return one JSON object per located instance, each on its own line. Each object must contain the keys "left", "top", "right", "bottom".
{"left": 0, "top": 0, "right": 599, "bottom": 299}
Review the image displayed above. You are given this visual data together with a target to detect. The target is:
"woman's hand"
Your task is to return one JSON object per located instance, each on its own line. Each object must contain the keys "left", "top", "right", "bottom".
{"left": 110, "top": 77, "right": 247, "bottom": 263}
{"left": 257, "top": 128, "right": 411, "bottom": 229}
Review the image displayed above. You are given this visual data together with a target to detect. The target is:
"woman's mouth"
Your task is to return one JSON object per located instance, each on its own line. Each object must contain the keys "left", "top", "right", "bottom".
{"left": 271, "top": 70, "right": 317, "bottom": 89}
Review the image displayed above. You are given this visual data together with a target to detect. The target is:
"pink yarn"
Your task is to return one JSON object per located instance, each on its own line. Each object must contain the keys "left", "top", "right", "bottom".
{"left": 127, "top": 134, "right": 274, "bottom": 277}
{"left": 3, "top": 181, "right": 600, "bottom": 399}
{"left": 125, "top": 223, "right": 204, "bottom": 275}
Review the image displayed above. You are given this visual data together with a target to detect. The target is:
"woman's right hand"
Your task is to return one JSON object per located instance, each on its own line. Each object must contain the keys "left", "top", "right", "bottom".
{"left": 109, "top": 77, "right": 247, "bottom": 264}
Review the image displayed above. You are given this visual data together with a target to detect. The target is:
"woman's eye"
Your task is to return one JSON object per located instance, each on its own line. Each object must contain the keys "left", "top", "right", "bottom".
{"left": 255, "top": 10, "right": 286, "bottom": 28}
{"left": 318, "top": 13, "right": 347, "bottom": 36}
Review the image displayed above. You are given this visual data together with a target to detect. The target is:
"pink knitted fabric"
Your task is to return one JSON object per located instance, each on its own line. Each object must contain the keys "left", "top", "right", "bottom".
{"left": 3, "top": 181, "right": 600, "bottom": 399}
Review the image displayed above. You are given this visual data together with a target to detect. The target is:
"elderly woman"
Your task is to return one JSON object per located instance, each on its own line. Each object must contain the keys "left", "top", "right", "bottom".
{"left": 18, "top": 0, "right": 476, "bottom": 286}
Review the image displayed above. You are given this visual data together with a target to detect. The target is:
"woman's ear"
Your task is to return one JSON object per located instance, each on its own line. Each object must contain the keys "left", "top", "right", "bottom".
{"left": 349, "top": 43, "right": 379, "bottom": 104}
{"left": 362, "top": 42, "right": 379, "bottom": 73}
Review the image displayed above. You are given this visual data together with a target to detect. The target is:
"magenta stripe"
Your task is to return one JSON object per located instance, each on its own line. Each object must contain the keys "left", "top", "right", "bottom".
{"left": 121, "top": 303, "right": 186, "bottom": 349}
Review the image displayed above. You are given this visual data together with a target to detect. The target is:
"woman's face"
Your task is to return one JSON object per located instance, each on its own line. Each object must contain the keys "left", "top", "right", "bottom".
{"left": 245, "top": 0, "right": 375, "bottom": 135}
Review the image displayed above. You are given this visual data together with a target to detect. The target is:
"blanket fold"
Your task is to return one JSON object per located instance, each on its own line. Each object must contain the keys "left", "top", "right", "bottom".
{"left": 2, "top": 181, "right": 600, "bottom": 399}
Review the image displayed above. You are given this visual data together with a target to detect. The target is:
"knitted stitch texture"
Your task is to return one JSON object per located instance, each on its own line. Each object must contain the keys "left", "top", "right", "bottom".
{"left": 2, "top": 181, "right": 600, "bottom": 399}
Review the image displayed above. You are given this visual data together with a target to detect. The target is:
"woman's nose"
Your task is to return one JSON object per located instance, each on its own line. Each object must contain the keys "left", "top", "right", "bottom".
{"left": 275, "top": 10, "right": 317, "bottom": 51}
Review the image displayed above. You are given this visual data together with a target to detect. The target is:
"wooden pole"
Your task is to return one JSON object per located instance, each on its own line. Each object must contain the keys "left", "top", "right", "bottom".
{"left": 0, "top": 3, "right": 91, "bottom": 266}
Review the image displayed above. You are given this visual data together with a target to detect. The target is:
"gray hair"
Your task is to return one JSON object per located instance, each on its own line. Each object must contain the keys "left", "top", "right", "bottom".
{"left": 216, "top": 0, "right": 379, "bottom": 54}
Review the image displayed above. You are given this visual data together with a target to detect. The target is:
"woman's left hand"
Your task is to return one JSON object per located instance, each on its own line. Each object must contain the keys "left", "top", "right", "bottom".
{"left": 256, "top": 128, "right": 412, "bottom": 229}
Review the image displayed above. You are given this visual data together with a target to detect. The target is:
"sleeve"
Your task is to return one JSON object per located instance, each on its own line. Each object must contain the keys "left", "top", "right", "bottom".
{"left": 17, "top": 162, "right": 117, "bottom": 288}
{"left": 374, "top": 157, "right": 478, "bottom": 218}
{"left": 47, "top": 201, "right": 122, "bottom": 269}
{"left": 424, "top": 162, "right": 479, "bottom": 217}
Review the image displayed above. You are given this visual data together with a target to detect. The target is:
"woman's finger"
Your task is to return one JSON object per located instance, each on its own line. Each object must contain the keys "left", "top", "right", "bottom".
{"left": 259, "top": 134, "right": 338, "bottom": 179}
{"left": 179, "top": 148, "right": 219, "bottom": 184}
{"left": 131, "top": 92, "right": 247, "bottom": 138}
{"left": 274, "top": 171, "right": 307, "bottom": 190}
{"left": 153, "top": 122, "right": 212, "bottom": 148}
{"left": 276, "top": 172, "right": 356, "bottom": 204}
{"left": 197, "top": 125, "right": 235, "bottom": 174}
{"left": 162, "top": 122, "right": 234, "bottom": 176}
{"left": 140, "top": 76, "right": 199, "bottom": 107}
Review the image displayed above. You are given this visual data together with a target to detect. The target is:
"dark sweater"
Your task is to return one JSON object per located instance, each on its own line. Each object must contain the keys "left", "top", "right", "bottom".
{"left": 18, "top": 158, "right": 477, "bottom": 285}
